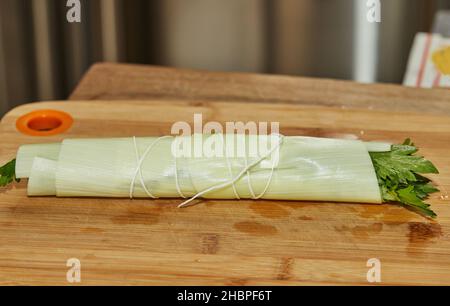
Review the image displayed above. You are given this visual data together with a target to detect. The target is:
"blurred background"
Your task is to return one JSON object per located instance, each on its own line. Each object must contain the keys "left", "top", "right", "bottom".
{"left": 1, "top": 0, "right": 450, "bottom": 116}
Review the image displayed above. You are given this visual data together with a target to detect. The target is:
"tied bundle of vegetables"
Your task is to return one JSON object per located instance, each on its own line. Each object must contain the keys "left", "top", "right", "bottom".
{"left": 0, "top": 135, "right": 439, "bottom": 218}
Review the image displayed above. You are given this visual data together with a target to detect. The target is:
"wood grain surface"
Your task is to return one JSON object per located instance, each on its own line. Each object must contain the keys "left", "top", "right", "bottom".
{"left": 0, "top": 99, "right": 449, "bottom": 285}
{"left": 70, "top": 63, "right": 450, "bottom": 115}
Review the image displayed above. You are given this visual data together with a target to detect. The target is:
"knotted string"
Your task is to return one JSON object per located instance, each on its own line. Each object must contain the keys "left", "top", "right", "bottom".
{"left": 129, "top": 134, "right": 284, "bottom": 208}
{"left": 129, "top": 136, "right": 185, "bottom": 199}
{"left": 178, "top": 134, "right": 284, "bottom": 208}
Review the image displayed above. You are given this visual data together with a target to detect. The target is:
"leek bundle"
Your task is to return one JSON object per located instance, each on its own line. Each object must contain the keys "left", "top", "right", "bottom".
{"left": 1, "top": 135, "right": 439, "bottom": 217}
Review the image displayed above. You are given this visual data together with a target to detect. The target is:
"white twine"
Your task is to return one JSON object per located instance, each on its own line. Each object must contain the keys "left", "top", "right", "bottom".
{"left": 178, "top": 134, "right": 284, "bottom": 208}
{"left": 130, "top": 136, "right": 156, "bottom": 198}
{"left": 220, "top": 134, "right": 240, "bottom": 199}
{"left": 173, "top": 141, "right": 187, "bottom": 199}
{"left": 130, "top": 136, "right": 176, "bottom": 198}
{"left": 129, "top": 134, "right": 284, "bottom": 208}
{"left": 243, "top": 152, "right": 257, "bottom": 199}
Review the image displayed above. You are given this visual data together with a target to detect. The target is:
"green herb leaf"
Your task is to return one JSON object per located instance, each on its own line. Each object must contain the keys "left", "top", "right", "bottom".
{"left": 370, "top": 140, "right": 439, "bottom": 218}
{"left": 0, "top": 159, "right": 20, "bottom": 187}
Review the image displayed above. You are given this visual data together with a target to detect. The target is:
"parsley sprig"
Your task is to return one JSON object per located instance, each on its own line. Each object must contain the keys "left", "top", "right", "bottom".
{"left": 0, "top": 159, "right": 20, "bottom": 187}
{"left": 369, "top": 139, "right": 439, "bottom": 218}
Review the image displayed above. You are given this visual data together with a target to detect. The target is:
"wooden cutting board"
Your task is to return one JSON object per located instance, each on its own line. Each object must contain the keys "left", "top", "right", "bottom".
{"left": 1, "top": 99, "right": 449, "bottom": 285}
